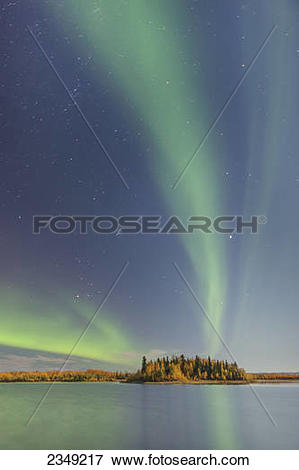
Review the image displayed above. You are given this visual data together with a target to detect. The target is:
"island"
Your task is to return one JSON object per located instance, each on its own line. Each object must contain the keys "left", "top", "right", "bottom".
{"left": 0, "top": 354, "right": 298, "bottom": 384}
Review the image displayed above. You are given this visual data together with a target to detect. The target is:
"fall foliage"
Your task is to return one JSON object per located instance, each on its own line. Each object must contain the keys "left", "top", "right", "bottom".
{"left": 0, "top": 369, "right": 129, "bottom": 383}
{"left": 132, "top": 354, "right": 247, "bottom": 382}
{"left": 0, "top": 356, "right": 298, "bottom": 383}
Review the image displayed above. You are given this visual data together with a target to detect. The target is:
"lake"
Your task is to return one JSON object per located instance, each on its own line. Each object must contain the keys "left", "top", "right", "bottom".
{"left": 0, "top": 382, "right": 298, "bottom": 449}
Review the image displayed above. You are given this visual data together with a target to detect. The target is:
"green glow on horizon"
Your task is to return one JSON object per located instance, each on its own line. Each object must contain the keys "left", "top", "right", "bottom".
{"left": 0, "top": 288, "right": 136, "bottom": 365}
{"left": 49, "top": 0, "right": 227, "bottom": 351}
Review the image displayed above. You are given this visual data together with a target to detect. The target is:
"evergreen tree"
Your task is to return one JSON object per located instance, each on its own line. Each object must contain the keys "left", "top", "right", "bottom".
{"left": 180, "top": 354, "right": 186, "bottom": 374}
{"left": 141, "top": 356, "right": 147, "bottom": 374}
{"left": 207, "top": 356, "right": 212, "bottom": 379}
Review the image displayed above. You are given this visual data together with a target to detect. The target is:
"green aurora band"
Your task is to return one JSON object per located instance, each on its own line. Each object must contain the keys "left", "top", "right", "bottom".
{"left": 49, "top": 0, "right": 228, "bottom": 352}
{"left": 0, "top": 287, "right": 136, "bottom": 366}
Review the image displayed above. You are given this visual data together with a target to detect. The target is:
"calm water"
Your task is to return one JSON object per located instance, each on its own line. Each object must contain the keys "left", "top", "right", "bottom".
{"left": 0, "top": 383, "right": 298, "bottom": 449}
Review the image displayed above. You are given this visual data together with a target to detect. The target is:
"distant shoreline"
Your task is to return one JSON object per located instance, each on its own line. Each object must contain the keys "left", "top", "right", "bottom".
{"left": 1, "top": 354, "right": 298, "bottom": 385}
{"left": 137, "top": 379, "right": 299, "bottom": 385}
{"left": 1, "top": 379, "right": 299, "bottom": 385}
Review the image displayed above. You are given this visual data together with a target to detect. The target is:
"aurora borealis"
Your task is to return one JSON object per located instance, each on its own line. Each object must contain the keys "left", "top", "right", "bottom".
{"left": 1, "top": 0, "right": 299, "bottom": 374}
{"left": 48, "top": 0, "right": 227, "bottom": 354}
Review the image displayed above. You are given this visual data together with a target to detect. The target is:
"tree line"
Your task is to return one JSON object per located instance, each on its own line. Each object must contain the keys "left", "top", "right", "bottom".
{"left": 134, "top": 354, "right": 247, "bottom": 382}
{"left": 0, "top": 369, "right": 129, "bottom": 383}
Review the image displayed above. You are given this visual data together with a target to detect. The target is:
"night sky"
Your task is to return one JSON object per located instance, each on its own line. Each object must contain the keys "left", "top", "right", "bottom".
{"left": 1, "top": 0, "right": 299, "bottom": 372}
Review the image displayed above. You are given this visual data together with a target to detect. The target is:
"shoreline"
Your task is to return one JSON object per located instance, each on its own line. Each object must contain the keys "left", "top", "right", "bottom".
{"left": 1, "top": 379, "right": 299, "bottom": 385}
{"left": 129, "top": 379, "right": 299, "bottom": 385}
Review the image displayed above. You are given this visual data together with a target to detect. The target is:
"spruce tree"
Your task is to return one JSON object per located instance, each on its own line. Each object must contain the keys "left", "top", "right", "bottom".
{"left": 141, "top": 356, "right": 147, "bottom": 374}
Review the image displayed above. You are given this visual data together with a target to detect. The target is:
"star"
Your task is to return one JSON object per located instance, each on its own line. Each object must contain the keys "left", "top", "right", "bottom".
{"left": 73, "top": 294, "right": 80, "bottom": 302}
